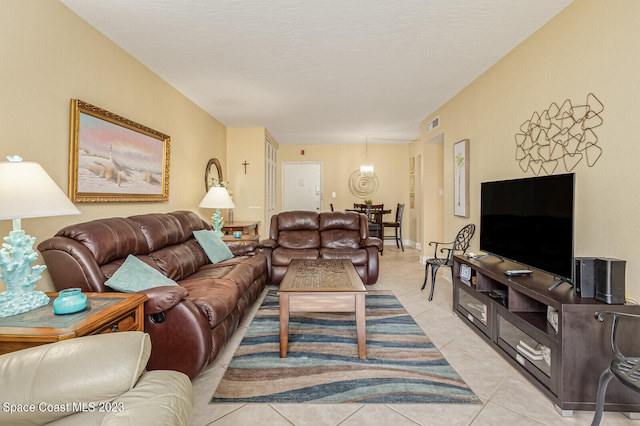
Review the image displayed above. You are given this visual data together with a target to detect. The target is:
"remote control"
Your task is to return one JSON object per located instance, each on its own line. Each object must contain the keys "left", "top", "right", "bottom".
{"left": 504, "top": 269, "right": 533, "bottom": 276}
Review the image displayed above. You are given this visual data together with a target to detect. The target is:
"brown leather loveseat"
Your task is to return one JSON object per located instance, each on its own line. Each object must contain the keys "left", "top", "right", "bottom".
{"left": 259, "top": 211, "right": 383, "bottom": 285}
{"left": 38, "top": 211, "right": 267, "bottom": 379}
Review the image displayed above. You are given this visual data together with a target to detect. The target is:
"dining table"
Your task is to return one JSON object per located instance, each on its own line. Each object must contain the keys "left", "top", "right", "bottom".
{"left": 344, "top": 206, "right": 391, "bottom": 240}
{"left": 345, "top": 207, "right": 392, "bottom": 215}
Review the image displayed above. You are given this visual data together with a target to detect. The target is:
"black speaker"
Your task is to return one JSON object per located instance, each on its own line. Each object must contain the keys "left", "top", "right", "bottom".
{"left": 574, "top": 257, "right": 596, "bottom": 298}
{"left": 595, "top": 258, "right": 626, "bottom": 305}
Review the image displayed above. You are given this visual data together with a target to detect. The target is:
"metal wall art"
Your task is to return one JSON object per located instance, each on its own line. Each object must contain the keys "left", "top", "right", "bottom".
{"left": 348, "top": 169, "right": 378, "bottom": 198}
{"left": 515, "top": 93, "right": 603, "bottom": 175}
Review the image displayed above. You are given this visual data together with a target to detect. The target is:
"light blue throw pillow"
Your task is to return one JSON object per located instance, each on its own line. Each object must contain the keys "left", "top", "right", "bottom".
{"left": 193, "top": 230, "right": 234, "bottom": 264}
{"left": 105, "top": 254, "right": 178, "bottom": 292}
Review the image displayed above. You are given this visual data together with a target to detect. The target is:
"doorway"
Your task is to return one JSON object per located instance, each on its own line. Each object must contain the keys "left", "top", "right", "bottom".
{"left": 282, "top": 162, "right": 322, "bottom": 212}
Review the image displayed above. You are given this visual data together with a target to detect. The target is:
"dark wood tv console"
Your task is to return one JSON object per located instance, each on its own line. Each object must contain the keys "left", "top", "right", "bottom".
{"left": 453, "top": 255, "right": 640, "bottom": 416}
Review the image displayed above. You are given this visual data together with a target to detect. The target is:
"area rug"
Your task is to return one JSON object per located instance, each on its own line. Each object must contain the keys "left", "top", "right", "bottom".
{"left": 211, "top": 290, "right": 480, "bottom": 404}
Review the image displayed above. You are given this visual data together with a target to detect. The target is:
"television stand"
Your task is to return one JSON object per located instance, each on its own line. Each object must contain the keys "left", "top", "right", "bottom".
{"left": 548, "top": 278, "right": 573, "bottom": 291}
{"left": 474, "top": 253, "right": 503, "bottom": 261}
{"left": 452, "top": 255, "right": 640, "bottom": 415}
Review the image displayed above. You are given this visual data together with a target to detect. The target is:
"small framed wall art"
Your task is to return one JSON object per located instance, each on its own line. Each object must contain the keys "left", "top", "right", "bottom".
{"left": 453, "top": 139, "right": 469, "bottom": 217}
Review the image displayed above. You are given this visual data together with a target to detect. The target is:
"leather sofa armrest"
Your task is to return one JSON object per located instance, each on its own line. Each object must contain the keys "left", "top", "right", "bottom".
{"left": 225, "top": 241, "right": 259, "bottom": 256}
{"left": 362, "top": 236, "right": 384, "bottom": 252}
{"left": 101, "top": 370, "right": 193, "bottom": 426}
{"left": 139, "top": 286, "right": 189, "bottom": 315}
{"left": 259, "top": 238, "right": 279, "bottom": 249}
{"left": 258, "top": 239, "right": 277, "bottom": 283}
{"left": 144, "top": 299, "right": 212, "bottom": 379}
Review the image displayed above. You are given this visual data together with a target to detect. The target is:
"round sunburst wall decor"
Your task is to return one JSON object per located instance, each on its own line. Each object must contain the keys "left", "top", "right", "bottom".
{"left": 349, "top": 169, "right": 378, "bottom": 198}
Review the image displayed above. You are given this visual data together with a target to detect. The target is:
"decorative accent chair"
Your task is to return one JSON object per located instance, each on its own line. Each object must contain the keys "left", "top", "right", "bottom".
{"left": 421, "top": 224, "right": 475, "bottom": 301}
{"left": 591, "top": 311, "right": 640, "bottom": 426}
{"left": 382, "top": 203, "right": 405, "bottom": 251}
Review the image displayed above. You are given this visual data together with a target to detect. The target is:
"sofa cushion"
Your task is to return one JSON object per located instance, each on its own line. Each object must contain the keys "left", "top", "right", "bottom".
{"left": 278, "top": 230, "right": 321, "bottom": 249}
{"left": 106, "top": 255, "right": 178, "bottom": 292}
{"left": 320, "top": 248, "right": 369, "bottom": 265}
{"left": 56, "top": 217, "right": 150, "bottom": 265}
{"left": 150, "top": 240, "right": 208, "bottom": 281}
{"left": 193, "top": 230, "right": 234, "bottom": 263}
{"left": 130, "top": 213, "right": 186, "bottom": 252}
{"left": 318, "top": 212, "right": 363, "bottom": 249}
{"left": 276, "top": 210, "right": 320, "bottom": 231}
{"left": 179, "top": 278, "right": 239, "bottom": 328}
{"left": 169, "top": 210, "right": 210, "bottom": 234}
{"left": 320, "top": 229, "right": 362, "bottom": 249}
{"left": 319, "top": 211, "right": 361, "bottom": 231}
{"left": 272, "top": 247, "right": 320, "bottom": 266}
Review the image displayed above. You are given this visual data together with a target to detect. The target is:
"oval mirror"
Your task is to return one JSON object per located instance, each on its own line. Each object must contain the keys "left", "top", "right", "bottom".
{"left": 205, "top": 158, "right": 223, "bottom": 192}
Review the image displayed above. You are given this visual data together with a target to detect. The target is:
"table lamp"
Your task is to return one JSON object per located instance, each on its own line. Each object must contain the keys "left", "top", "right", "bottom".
{"left": 0, "top": 156, "right": 81, "bottom": 318}
{"left": 199, "top": 186, "right": 235, "bottom": 238}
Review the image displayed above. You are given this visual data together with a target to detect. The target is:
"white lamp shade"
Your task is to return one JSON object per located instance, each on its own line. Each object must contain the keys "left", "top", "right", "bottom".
{"left": 199, "top": 186, "right": 235, "bottom": 209}
{"left": 0, "top": 159, "right": 80, "bottom": 220}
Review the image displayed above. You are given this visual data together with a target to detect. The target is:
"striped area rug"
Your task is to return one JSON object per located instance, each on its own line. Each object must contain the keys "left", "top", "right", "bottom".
{"left": 211, "top": 290, "right": 480, "bottom": 404}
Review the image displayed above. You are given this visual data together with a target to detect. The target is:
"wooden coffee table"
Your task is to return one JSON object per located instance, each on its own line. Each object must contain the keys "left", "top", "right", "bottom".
{"left": 278, "top": 259, "right": 368, "bottom": 359}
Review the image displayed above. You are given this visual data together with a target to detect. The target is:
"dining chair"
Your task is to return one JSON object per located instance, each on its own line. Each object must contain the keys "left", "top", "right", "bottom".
{"left": 421, "top": 224, "right": 475, "bottom": 301}
{"left": 367, "top": 204, "right": 384, "bottom": 231}
{"left": 591, "top": 310, "right": 640, "bottom": 426}
{"left": 382, "top": 203, "right": 405, "bottom": 251}
{"left": 364, "top": 205, "right": 384, "bottom": 256}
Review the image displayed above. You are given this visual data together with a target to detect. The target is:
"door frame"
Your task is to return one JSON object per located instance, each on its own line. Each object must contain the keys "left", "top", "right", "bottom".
{"left": 281, "top": 162, "right": 323, "bottom": 212}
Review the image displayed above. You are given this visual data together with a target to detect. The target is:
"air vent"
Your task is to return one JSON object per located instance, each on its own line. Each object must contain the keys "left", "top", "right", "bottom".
{"left": 426, "top": 117, "right": 439, "bottom": 133}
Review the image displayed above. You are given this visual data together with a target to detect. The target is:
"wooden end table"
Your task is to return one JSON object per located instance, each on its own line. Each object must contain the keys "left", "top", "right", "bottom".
{"left": 0, "top": 292, "right": 147, "bottom": 355}
{"left": 222, "top": 234, "right": 260, "bottom": 243}
{"left": 278, "top": 259, "right": 368, "bottom": 359}
{"left": 221, "top": 221, "right": 260, "bottom": 237}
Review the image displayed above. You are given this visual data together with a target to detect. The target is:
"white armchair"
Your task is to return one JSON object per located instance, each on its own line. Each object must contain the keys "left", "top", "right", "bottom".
{"left": 0, "top": 331, "right": 193, "bottom": 426}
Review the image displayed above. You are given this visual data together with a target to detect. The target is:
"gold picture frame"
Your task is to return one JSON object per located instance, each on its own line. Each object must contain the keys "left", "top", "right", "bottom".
{"left": 69, "top": 99, "right": 170, "bottom": 202}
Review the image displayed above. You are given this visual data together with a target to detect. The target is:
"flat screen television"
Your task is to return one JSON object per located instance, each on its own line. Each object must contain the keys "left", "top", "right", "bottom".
{"left": 480, "top": 173, "right": 575, "bottom": 286}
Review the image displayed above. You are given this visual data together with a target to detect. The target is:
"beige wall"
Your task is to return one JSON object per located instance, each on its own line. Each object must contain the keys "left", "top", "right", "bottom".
{"left": 414, "top": 141, "right": 444, "bottom": 254}
{"left": 277, "top": 143, "right": 411, "bottom": 241}
{"left": 0, "top": 1, "right": 227, "bottom": 291}
{"left": 226, "top": 128, "right": 268, "bottom": 226}
{"left": 421, "top": 0, "right": 640, "bottom": 299}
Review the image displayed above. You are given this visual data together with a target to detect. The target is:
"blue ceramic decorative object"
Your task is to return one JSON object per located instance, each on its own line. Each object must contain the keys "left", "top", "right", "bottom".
{"left": 233, "top": 231, "right": 242, "bottom": 238}
{"left": 53, "top": 288, "right": 87, "bottom": 315}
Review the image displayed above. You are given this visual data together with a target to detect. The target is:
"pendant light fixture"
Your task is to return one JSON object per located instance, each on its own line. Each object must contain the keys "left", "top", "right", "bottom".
{"left": 360, "top": 137, "right": 374, "bottom": 177}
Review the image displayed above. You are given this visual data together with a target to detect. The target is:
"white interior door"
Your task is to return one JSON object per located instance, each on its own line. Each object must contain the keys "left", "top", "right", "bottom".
{"left": 282, "top": 162, "right": 322, "bottom": 212}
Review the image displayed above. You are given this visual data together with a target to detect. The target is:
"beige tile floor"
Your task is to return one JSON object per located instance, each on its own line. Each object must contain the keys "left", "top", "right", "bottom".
{"left": 191, "top": 247, "right": 635, "bottom": 426}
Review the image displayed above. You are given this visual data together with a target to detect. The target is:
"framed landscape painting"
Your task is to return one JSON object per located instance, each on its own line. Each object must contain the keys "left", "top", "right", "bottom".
{"left": 69, "top": 99, "right": 170, "bottom": 202}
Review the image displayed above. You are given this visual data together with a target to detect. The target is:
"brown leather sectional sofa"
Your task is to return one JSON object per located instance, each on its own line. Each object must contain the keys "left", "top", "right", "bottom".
{"left": 38, "top": 211, "right": 267, "bottom": 379}
{"left": 260, "top": 211, "right": 383, "bottom": 285}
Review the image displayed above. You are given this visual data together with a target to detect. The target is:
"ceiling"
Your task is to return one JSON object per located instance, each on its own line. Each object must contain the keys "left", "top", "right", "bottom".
{"left": 60, "top": 0, "right": 573, "bottom": 146}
